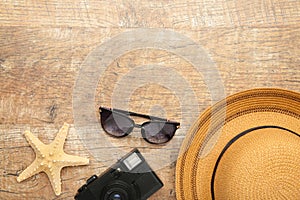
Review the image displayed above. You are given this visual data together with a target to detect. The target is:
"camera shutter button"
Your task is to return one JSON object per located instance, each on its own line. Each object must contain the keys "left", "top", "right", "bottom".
{"left": 112, "top": 168, "right": 122, "bottom": 178}
{"left": 86, "top": 175, "right": 98, "bottom": 185}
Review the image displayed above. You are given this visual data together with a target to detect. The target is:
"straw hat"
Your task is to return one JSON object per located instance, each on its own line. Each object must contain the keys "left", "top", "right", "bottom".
{"left": 176, "top": 88, "right": 300, "bottom": 200}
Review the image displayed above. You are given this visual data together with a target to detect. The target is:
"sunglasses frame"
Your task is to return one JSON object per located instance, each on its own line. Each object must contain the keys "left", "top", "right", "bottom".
{"left": 99, "top": 106, "right": 180, "bottom": 144}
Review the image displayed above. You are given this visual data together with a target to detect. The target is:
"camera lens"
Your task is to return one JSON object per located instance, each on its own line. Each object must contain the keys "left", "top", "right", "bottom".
{"left": 105, "top": 188, "right": 128, "bottom": 200}
{"left": 109, "top": 193, "right": 122, "bottom": 200}
{"left": 102, "top": 180, "right": 137, "bottom": 200}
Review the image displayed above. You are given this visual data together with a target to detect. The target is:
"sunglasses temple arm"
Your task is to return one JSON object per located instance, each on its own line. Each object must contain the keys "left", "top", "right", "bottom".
{"left": 167, "top": 121, "right": 180, "bottom": 126}
{"left": 125, "top": 111, "right": 180, "bottom": 126}
{"left": 100, "top": 106, "right": 180, "bottom": 125}
{"left": 110, "top": 108, "right": 167, "bottom": 121}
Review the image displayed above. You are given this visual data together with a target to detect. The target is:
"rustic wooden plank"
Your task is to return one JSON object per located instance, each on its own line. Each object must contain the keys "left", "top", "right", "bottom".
{"left": 1, "top": 26, "right": 299, "bottom": 126}
{"left": 1, "top": 0, "right": 299, "bottom": 28}
{"left": 0, "top": 125, "right": 178, "bottom": 199}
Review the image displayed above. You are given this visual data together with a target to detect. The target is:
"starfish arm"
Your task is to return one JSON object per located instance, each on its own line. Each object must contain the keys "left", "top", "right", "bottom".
{"left": 47, "top": 166, "right": 63, "bottom": 196}
{"left": 61, "top": 153, "right": 89, "bottom": 166}
{"left": 52, "top": 123, "right": 69, "bottom": 150}
{"left": 18, "top": 123, "right": 89, "bottom": 196}
{"left": 24, "top": 130, "right": 46, "bottom": 155}
{"left": 17, "top": 159, "right": 42, "bottom": 182}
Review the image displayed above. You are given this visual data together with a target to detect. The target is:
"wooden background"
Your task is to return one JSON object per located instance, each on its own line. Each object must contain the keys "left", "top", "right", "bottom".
{"left": 0, "top": 0, "right": 299, "bottom": 199}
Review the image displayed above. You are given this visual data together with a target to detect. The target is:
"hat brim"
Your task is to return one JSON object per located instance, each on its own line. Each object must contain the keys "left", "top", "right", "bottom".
{"left": 176, "top": 88, "right": 300, "bottom": 199}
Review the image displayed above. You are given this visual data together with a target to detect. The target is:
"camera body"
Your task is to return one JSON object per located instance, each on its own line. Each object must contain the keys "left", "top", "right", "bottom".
{"left": 75, "top": 148, "right": 163, "bottom": 200}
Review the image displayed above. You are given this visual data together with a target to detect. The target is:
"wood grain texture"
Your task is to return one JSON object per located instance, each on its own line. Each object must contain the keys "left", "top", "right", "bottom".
{"left": 1, "top": 0, "right": 300, "bottom": 27}
{"left": 0, "top": 0, "right": 299, "bottom": 199}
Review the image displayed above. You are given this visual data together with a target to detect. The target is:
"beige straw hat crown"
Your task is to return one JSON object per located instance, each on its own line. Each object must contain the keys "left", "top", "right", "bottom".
{"left": 176, "top": 88, "right": 300, "bottom": 200}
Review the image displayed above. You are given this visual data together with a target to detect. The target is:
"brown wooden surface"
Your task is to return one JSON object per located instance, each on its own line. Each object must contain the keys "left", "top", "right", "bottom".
{"left": 1, "top": 1, "right": 300, "bottom": 199}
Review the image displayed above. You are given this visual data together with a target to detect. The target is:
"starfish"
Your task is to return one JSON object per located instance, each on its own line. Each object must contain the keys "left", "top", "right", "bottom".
{"left": 17, "top": 123, "right": 89, "bottom": 196}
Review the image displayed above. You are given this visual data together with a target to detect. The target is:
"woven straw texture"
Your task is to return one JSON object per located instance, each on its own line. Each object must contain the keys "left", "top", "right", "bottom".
{"left": 176, "top": 88, "right": 300, "bottom": 200}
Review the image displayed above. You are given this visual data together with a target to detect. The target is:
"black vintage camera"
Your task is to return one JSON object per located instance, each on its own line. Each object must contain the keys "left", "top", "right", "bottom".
{"left": 75, "top": 148, "right": 163, "bottom": 200}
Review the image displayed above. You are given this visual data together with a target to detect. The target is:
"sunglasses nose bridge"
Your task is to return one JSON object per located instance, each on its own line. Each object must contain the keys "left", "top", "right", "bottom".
{"left": 133, "top": 124, "right": 143, "bottom": 128}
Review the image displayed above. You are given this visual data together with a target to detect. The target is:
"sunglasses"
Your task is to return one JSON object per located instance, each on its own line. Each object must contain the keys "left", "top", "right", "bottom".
{"left": 99, "top": 106, "right": 180, "bottom": 144}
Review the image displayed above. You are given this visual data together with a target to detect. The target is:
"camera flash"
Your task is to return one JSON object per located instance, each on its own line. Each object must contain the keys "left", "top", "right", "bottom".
{"left": 123, "top": 152, "right": 142, "bottom": 170}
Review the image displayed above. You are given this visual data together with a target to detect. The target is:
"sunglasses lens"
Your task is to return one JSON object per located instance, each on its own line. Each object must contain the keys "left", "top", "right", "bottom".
{"left": 100, "top": 109, "right": 133, "bottom": 137}
{"left": 142, "top": 122, "right": 177, "bottom": 144}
